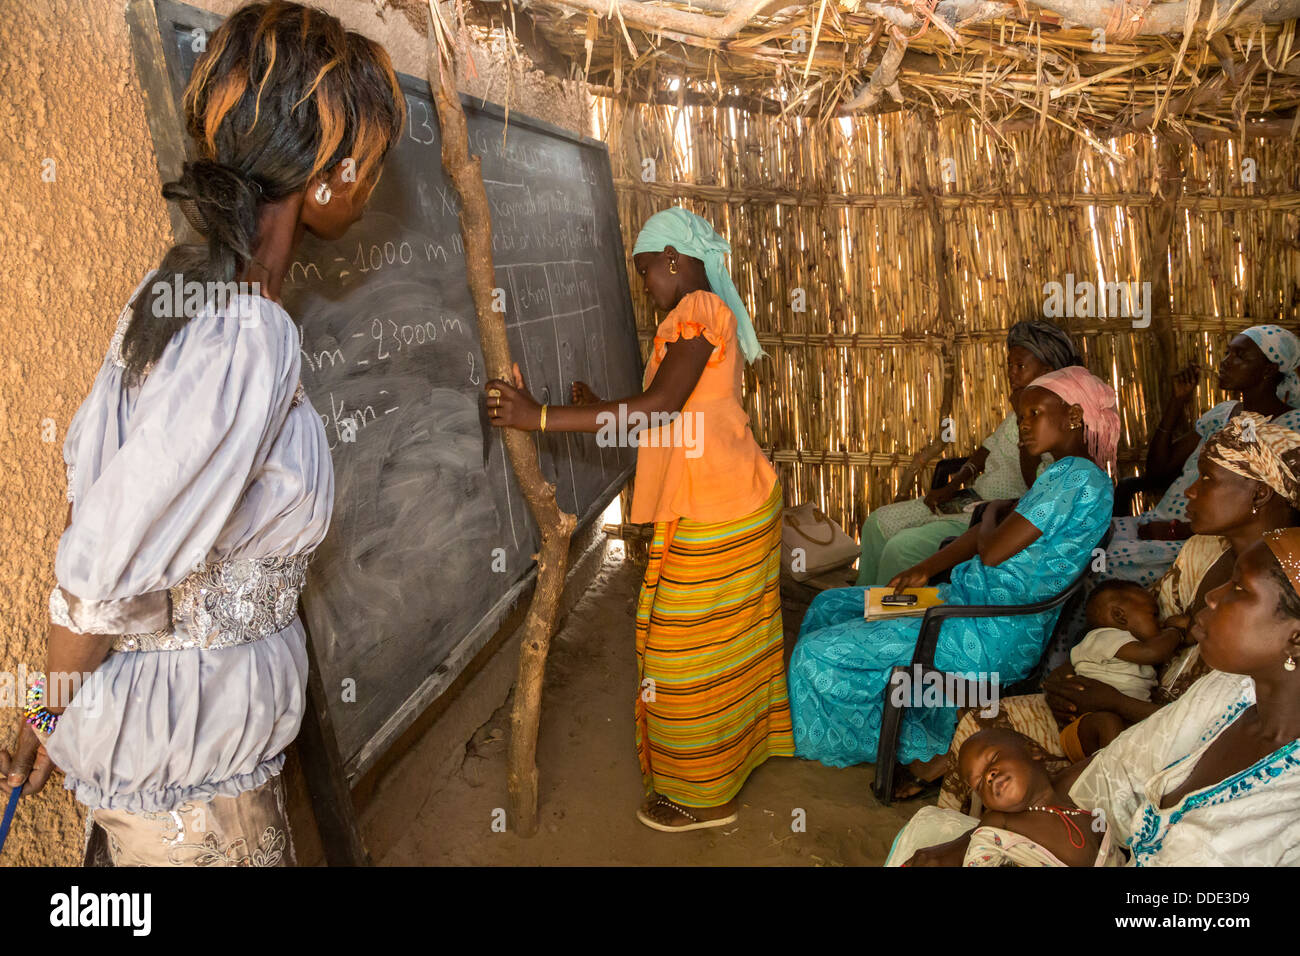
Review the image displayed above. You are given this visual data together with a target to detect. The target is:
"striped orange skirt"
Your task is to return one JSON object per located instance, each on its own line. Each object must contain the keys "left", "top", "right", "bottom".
{"left": 634, "top": 482, "right": 795, "bottom": 808}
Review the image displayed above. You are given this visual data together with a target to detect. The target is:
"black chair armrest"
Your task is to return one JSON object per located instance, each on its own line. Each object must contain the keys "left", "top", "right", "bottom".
{"left": 872, "top": 568, "right": 1090, "bottom": 806}
{"left": 910, "top": 567, "right": 1092, "bottom": 670}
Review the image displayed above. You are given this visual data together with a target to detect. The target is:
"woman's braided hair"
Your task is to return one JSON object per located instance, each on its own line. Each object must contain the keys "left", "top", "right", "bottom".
{"left": 122, "top": 0, "right": 405, "bottom": 384}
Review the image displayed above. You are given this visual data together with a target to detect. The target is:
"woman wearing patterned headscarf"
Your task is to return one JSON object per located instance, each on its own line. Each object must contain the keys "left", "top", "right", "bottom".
{"left": 789, "top": 367, "right": 1116, "bottom": 798}
{"left": 894, "top": 523, "right": 1300, "bottom": 866}
{"left": 487, "top": 207, "right": 794, "bottom": 832}
{"left": 1062, "top": 525, "right": 1300, "bottom": 865}
{"left": 930, "top": 418, "right": 1300, "bottom": 819}
{"left": 1006, "top": 319, "right": 1085, "bottom": 373}
{"left": 855, "top": 318, "right": 1082, "bottom": 586}
{"left": 1106, "top": 324, "right": 1300, "bottom": 586}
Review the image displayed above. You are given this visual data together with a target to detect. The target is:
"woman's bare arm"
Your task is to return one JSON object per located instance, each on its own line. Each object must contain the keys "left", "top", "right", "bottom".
{"left": 1145, "top": 365, "right": 1202, "bottom": 480}
{"left": 48, "top": 501, "right": 114, "bottom": 710}
{"left": 888, "top": 499, "right": 1041, "bottom": 588}
{"left": 2, "top": 503, "right": 116, "bottom": 794}
{"left": 487, "top": 336, "right": 714, "bottom": 433}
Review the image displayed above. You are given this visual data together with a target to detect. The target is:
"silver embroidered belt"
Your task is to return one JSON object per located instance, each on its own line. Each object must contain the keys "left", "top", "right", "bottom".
{"left": 116, "top": 554, "right": 311, "bottom": 652}
{"left": 51, "top": 554, "right": 311, "bottom": 653}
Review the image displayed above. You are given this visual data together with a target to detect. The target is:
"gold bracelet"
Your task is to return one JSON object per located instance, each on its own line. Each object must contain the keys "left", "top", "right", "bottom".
{"left": 539, "top": 404, "right": 548, "bottom": 432}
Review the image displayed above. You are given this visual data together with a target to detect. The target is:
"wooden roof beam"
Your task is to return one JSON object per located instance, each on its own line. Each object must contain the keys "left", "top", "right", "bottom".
{"left": 586, "top": 81, "right": 788, "bottom": 112}
{"left": 530, "top": 0, "right": 795, "bottom": 40}
{"left": 1028, "top": 0, "right": 1300, "bottom": 35}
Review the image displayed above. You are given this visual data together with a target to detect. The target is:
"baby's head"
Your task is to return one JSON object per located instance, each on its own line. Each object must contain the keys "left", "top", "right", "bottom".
{"left": 1086, "top": 579, "right": 1160, "bottom": 638}
{"left": 958, "top": 728, "right": 1052, "bottom": 814}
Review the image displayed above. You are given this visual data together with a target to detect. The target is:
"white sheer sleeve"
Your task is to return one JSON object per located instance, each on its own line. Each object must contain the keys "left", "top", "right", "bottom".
{"left": 54, "top": 296, "right": 301, "bottom": 634}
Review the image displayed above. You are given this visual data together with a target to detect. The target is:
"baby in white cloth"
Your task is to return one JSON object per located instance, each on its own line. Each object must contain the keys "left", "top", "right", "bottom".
{"left": 1072, "top": 580, "right": 1183, "bottom": 701}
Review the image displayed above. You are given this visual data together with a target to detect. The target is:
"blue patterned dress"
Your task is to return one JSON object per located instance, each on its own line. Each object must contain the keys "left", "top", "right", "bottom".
{"left": 789, "top": 456, "right": 1113, "bottom": 767}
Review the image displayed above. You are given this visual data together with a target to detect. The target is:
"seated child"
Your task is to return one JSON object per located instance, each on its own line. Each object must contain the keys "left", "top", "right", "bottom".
{"left": 1057, "top": 579, "right": 1184, "bottom": 761}
{"left": 955, "top": 729, "right": 1122, "bottom": 866}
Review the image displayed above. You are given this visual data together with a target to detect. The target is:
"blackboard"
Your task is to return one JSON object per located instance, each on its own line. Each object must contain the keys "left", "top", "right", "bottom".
{"left": 133, "top": 0, "right": 642, "bottom": 780}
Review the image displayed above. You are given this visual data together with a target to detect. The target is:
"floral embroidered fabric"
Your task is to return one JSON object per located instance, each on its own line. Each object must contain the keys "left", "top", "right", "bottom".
{"left": 109, "top": 553, "right": 310, "bottom": 652}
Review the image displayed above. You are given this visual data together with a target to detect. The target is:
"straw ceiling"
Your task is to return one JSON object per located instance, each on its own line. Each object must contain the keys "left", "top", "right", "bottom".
{"left": 455, "top": 0, "right": 1300, "bottom": 141}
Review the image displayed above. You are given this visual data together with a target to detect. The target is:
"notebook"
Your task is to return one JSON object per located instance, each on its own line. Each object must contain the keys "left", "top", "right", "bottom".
{"left": 864, "top": 586, "right": 945, "bottom": 620}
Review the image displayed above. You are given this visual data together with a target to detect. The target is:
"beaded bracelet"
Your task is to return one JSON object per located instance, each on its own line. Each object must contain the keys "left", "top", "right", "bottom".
{"left": 24, "top": 673, "right": 59, "bottom": 736}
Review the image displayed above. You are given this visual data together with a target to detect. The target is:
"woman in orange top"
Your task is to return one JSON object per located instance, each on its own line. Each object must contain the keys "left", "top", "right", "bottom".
{"left": 487, "top": 207, "right": 794, "bottom": 831}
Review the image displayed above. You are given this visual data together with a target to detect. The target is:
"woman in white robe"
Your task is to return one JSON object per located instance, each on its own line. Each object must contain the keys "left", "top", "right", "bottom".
{"left": 890, "top": 525, "right": 1300, "bottom": 867}
{"left": 0, "top": 2, "right": 405, "bottom": 866}
{"left": 1066, "top": 533, "right": 1300, "bottom": 866}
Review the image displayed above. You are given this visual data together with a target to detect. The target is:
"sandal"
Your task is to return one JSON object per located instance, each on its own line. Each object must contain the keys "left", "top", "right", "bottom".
{"left": 636, "top": 795, "right": 738, "bottom": 833}
{"left": 892, "top": 770, "right": 942, "bottom": 803}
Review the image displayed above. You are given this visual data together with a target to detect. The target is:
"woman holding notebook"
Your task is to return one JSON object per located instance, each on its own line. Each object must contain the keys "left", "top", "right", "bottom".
{"left": 787, "top": 366, "right": 1117, "bottom": 800}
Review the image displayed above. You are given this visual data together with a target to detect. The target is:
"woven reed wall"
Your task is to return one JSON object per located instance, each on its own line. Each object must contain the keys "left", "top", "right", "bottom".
{"left": 596, "top": 96, "right": 1300, "bottom": 534}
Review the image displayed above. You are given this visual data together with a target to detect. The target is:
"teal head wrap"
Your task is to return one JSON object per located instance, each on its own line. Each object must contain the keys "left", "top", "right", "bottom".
{"left": 632, "top": 208, "right": 765, "bottom": 364}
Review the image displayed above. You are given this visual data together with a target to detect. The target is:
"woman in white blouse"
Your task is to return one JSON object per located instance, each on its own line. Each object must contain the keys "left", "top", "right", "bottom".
{"left": 1065, "top": 528, "right": 1300, "bottom": 865}
{"left": 893, "top": 526, "right": 1300, "bottom": 866}
{"left": 0, "top": 2, "right": 404, "bottom": 866}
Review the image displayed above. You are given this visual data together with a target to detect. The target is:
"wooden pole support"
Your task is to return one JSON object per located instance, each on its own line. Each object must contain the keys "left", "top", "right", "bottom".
{"left": 425, "top": 2, "right": 577, "bottom": 838}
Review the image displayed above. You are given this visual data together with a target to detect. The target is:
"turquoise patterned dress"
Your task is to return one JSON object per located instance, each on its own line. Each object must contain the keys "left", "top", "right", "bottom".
{"left": 789, "top": 456, "right": 1114, "bottom": 767}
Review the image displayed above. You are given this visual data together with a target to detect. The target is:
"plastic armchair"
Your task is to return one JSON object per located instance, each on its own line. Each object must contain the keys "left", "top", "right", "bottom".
{"left": 871, "top": 566, "right": 1092, "bottom": 806}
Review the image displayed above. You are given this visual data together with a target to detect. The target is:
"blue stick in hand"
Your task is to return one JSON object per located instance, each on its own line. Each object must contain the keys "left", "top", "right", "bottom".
{"left": 0, "top": 785, "right": 22, "bottom": 856}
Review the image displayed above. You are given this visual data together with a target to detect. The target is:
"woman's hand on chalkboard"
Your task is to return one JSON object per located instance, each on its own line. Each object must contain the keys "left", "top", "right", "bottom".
{"left": 571, "top": 381, "right": 601, "bottom": 405}
{"left": 486, "top": 363, "right": 543, "bottom": 431}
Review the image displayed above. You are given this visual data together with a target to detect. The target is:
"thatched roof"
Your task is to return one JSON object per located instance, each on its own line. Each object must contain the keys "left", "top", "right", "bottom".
{"left": 453, "top": 0, "right": 1299, "bottom": 142}
{"left": 386, "top": 0, "right": 1300, "bottom": 534}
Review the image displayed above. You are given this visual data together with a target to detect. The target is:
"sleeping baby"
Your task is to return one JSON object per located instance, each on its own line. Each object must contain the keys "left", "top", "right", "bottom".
{"left": 1058, "top": 579, "right": 1184, "bottom": 760}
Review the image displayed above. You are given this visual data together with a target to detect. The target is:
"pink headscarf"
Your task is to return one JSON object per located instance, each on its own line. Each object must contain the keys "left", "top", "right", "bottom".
{"left": 1028, "top": 366, "right": 1121, "bottom": 474}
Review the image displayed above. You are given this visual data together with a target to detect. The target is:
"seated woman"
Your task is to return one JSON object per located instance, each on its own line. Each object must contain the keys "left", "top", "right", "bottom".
{"left": 892, "top": 530, "right": 1300, "bottom": 866}
{"left": 934, "top": 417, "right": 1300, "bottom": 812}
{"left": 855, "top": 319, "right": 1080, "bottom": 586}
{"left": 1106, "top": 325, "right": 1300, "bottom": 586}
{"left": 788, "top": 366, "right": 1118, "bottom": 799}
{"left": 1067, "top": 529, "right": 1300, "bottom": 865}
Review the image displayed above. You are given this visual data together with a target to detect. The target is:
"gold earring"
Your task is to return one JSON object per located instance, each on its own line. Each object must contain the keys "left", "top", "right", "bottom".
{"left": 315, "top": 183, "right": 332, "bottom": 205}
{"left": 1286, "top": 655, "right": 1297, "bottom": 672}
{"left": 668, "top": 259, "right": 677, "bottom": 274}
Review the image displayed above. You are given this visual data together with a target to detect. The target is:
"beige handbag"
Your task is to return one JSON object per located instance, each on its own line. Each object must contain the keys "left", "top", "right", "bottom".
{"left": 781, "top": 503, "right": 860, "bottom": 581}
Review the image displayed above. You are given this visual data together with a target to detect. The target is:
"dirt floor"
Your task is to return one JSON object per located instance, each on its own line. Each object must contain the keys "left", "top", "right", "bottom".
{"left": 377, "top": 544, "right": 925, "bottom": 866}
